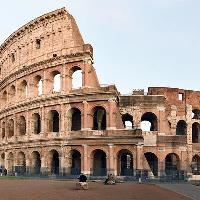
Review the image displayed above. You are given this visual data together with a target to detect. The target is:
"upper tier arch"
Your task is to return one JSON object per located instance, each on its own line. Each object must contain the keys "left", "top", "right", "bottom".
{"left": 0, "top": 7, "right": 85, "bottom": 80}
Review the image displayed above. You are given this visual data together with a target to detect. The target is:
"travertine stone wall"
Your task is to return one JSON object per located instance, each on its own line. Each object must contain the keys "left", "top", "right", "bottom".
{"left": 0, "top": 8, "right": 199, "bottom": 177}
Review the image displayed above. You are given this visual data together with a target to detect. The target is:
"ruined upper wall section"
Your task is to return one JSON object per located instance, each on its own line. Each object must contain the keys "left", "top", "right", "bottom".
{"left": 0, "top": 8, "right": 87, "bottom": 80}
{"left": 148, "top": 87, "right": 200, "bottom": 109}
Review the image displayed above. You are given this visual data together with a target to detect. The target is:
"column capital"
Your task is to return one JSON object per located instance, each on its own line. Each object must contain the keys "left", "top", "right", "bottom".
{"left": 108, "top": 144, "right": 114, "bottom": 147}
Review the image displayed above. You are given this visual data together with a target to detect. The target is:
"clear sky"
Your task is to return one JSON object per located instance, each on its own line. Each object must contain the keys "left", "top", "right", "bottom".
{"left": 0, "top": 0, "right": 200, "bottom": 94}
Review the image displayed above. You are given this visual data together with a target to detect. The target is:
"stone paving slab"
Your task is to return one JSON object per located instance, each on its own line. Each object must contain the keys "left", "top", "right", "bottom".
{"left": 158, "top": 183, "right": 200, "bottom": 200}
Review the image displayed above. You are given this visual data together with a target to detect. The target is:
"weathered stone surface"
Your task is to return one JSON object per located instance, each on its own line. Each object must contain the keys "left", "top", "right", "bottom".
{"left": 0, "top": 8, "right": 199, "bottom": 177}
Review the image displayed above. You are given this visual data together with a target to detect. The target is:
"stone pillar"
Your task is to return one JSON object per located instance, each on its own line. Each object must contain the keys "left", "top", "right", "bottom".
{"left": 41, "top": 150, "right": 49, "bottom": 176}
{"left": 26, "top": 154, "right": 31, "bottom": 175}
{"left": 4, "top": 152, "right": 8, "bottom": 171}
{"left": 180, "top": 149, "right": 188, "bottom": 171}
{"left": 186, "top": 105, "right": 192, "bottom": 144}
{"left": 187, "top": 144, "right": 193, "bottom": 173}
{"left": 4, "top": 118, "right": 8, "bottom": 142}
{"left": 42, "top": 70, "right": 51, "bottom": 95}
{"left": 65, "top": 68, "right": 71, "bottom": 93}
{"left": 107, "top": 99, "right": 116, "bottom": 130}
{"left": 82, "top": 101, "right": 90, "bottom": 130}
{"left": 41, "top": 106, "right": 47, "bottom": 136}
{"left": 26, "top": 110, "right": 30, "bottom": 139}
{"left": 61, "top": 64, "right": 67, "bottom": 94}
{"left": 170, "top": 105, "right": 177, "bottom": 135}
{"left": 158, "top": 159, "right": 165, "bottom": 176}
{"left": 60, "top": 104, "right": 65, "bottom": 136}
{"left": 158, "top": 106, "right": 165, "bottom": 133}
{"left": 13, "top": 114, "right": 17, "bottom": 143}
{"left": 82, "top": 60, "right": 89, "bottom": 87}
{"left": 133, "top": 106, "right": 141, "bottom": 129}
{"left": 82, "top": 144, "right": 90, "bottom": 175}
{"left": 108, "top": 144, "right": 115, "bottom": 175}
{"left": 136, "top": 145, "right": 143, "bottom": 170}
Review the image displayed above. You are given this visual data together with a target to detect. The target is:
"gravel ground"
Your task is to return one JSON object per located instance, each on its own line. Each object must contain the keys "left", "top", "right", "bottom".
{"left": 0, "top": 179, "right": 193, "bottom": 200}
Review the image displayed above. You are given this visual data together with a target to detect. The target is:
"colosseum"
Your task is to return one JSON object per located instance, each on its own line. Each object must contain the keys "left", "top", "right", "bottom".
{"left": 0, "top": 7, "right": 199, "bottom": 179}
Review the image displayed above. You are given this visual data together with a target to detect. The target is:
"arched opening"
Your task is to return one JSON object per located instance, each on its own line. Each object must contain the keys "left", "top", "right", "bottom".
{"left": 71, "top": 66, "right": 82, "bottom": 89}
{"left": 191, "top": 155, "right": 200, "bottom": 175}
{"left": 192, "top": 122, "right": 200, "bottom": 143}
{"left": 192, "top": 109, "right": 200, "bottom": 119}
{"left": 33, "top": 113, "right": 41, "bottom": 134}
{"left": 49, "top": 110, "right": 59, "bottom": 132}
{"left": 70, "top": 108, "right": 81, "bottom": 131}
{"left": 92, "top": 149, "right": 107, "bottom": 176}
{"left": 18, "top": 116, "right": 26, "bottom": 136}
{"left": 52, "top": 71, "right": 61, "bottom": 92}
{"left": 176, "top": 120, "right": 187, "bottom": 135}
{"left": 1, "top": 121, "right": 5, "bottom": 139}
{"left": 7, "top": 152, "right": 14, "bottom": 174}
{"left": 122, "top": 114, "right": 134, "bottom": 129}
{"left": 19, "top": 80, "right": 28, "bottom": 99}
{"left": 7, "top": 119, "right": 14, "bottom": 138}
{"left": 165, "top": 153, "right": 180, "bottom": 175}
{"left": 93, "top": 106, "right": 106, "bottom": 130}
{"left": 50, "top": 150, "right": 59, "bottom": 175}
{"left": 9, "top": 85, "right": 16, "bottom": 103}
{"left": 117, "top": 149, "right": 133, "bottom": 176}
{"left": 71, "top": 150, "right": 81, "bottom": 175}
{"left": 144, "top": 152, "right": 158, "bottom": 177}
{"left": 16, "top": 152, "right": 26, "bottom": 175}
{"left": 31, "top": 151, "right": 41, "bottom": 175}
{"left": 141, "top": 112, "right": 158, "bottom": 131}
{"left": 2, "top": 91, "right": 7, "bottom": 106}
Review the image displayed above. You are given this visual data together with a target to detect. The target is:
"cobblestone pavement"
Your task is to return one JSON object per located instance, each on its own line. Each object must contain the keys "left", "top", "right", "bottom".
{"left": 0, "top": 179, "right": 193, "bottom": 200}
{"left": 158, "top": 183, "right": 200, "bottom": 200}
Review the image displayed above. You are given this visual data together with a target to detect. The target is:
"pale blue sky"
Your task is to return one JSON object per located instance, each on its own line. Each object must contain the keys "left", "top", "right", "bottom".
{"left": 0, "top": 0, "right": 200, "bottom": 94}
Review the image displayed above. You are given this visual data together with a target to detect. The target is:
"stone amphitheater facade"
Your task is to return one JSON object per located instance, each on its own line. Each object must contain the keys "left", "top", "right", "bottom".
{"left": 0, "top": 8, "right": 199, "bottom": 178}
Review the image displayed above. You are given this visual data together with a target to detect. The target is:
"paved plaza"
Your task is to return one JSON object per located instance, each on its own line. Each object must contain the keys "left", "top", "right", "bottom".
{"left": 0, "top": 179, "right": 194, "bottom": 200}
{"left": 159, "top": 183, "right": 200, "bottom": 200}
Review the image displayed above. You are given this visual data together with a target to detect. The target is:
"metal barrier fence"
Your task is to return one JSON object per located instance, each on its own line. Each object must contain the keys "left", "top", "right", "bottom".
{"left": 0, "top": 167, "right": 191, "bottom": 183}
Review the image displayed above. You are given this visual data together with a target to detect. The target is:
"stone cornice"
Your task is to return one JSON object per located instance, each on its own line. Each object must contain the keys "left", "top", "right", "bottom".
{"left": 0, "top": 91, "right": 117, "bottom": 118}
{"left": 0, "top": 7, "right": 68, "bottom": 54}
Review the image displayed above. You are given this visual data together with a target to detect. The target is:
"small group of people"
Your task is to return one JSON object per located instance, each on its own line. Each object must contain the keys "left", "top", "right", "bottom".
{"left": 76, "top": 173, "right": 116, "bottom": 190}
{"left": 0, "top": 168, "right": 7, "bottom": 176}
{"left": 76, "top": 173, "right": 88, "bottom": 190}
{"left": 104, "top": 173, "right": 116, "bottom": 185}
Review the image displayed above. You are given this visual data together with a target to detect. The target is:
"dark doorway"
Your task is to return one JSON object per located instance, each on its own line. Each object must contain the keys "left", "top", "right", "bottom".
{"left": 93, "top": 150, "right": 107, "bottom": 176}
{"left": 49, "top": 110, "right": 59, "bottom": 132}
{"left": 176, "top": 120, "right": 187, "bottom": 135}
{"left": 192, "top": 122, "right": 200, "bottom": 143}
{"left": 93, "top": 107, "right": 106, "bottom": 130}
{"left": 71, "top": 150, "right": 81, "bottom": 175}
{"left": 71, "top": 108, "right": 81, "bottom": 131}
{"left": 32, "top": 151, "right": 41, "bottom": 174}
{"left": 144, "top": 152, "right": 158, "bottom": 176}
{"left": 51, "top": 150, "right": 59, "bottom": 175}
{"left": 165, "top": 153, "right": 180, "bottom": 175}
{"left": 118, "top": 150, "right": 133, "bottom": 176}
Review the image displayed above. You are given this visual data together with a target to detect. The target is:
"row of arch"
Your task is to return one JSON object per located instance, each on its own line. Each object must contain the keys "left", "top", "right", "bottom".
{"left": 2, "top": 149, "right": 132, "bottom": 176}
{"left": 122, "top": 112, "right": 200, "bottom": 143}
{"left": 2, "top": 150, "right": 199, "bottom": 176}
{"left": 1, "top": 106, "right": 107, "bottom": 138}
{"left": 1, "top": 67, "right": 83, "bottom": 106}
